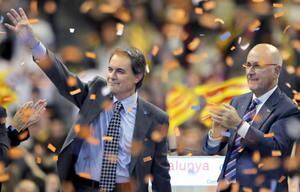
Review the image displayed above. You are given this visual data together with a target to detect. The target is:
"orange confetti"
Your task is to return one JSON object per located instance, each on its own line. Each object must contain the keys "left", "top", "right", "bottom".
{"left": 278, "top": 175, "right": 286, "bottom": 183}
{"left": 74, "top": 124, "right": 80, "bottom": 134}
{"left": 175, "top": 127, "right": 181, "bottom": 137}
{"left": 53, "top": 155, "right": 58, "bottom": 161}
{"left": 286, "top": 65, "right": 295, "bottom": 74}
{"left": 243, "top": 168, "right": 257, "bottom": 175}
{"left": 264, "top": 132, "right": 274, "bottom": 138}
{"left": 89, "top": 94, "right": 96, "bottom": 100}
{"left": 8, "top": 147, "right": 25, "bottom": 159}
{"left": 203, "top": 1, "right": 216, "bottom": 11}
{"left": 188, "top": 38, "right": 201, "bottom": 51}
{"left": 272, "top": 150, "right": 282, "bottom": 157}
{"left": 0, "top": 174, "right": 9, "bottom": 182}
{"left": 36, "top": 157, "right": 42, "bottom": 164}
{"left": 252, "top": 151, "right": 261, "bottom": 163}
{"left": 274, "top": 12, "right": 284, "bottom": 18}
{"left": 151, "top": 45, "right": 159, "bottom": 56}
{"left": 131, "top": 140, "right": 143, "bottom": 156}
{"left": 86, "top": 137, "right": 100, "bottom": 145}
{"left": 78, "top": 172, "right": 91, "bottom": 179}
{"left": 173, "top": 47, "right": 184, "bottom": 56}
{"left": 230, "top": 46, "right": 236, "bottom": 51}
{"left": 248, "top": 19, "right": 261, "bottom": 32}
{"left": 85, "top": 52, "right": 96, "bottom": 59}
{"left": 252, "top": 0, "right": 264, "bottom": 2}
{"left": 44, "top": 1, "right": 57, "bottom": 14}
{"left": 273, "top": 3, "right": 283, "bottom": 8}
{"left": 102, "top": 100, "right": 113, "bottom": 111}
{"left": 283, "top": 25, "right": 291, "bottom": 34}
{"left": 194, "top": 7, "right": 203, "bottom": 15}
{"left": 255, "top": 175, "right": 265, "bottom": 185}
{"left": 143, "top": 156, "right": 152, "bottom": 162}
{"left": 69, "top": 88, "right": 81, "bottom": 95}
{"left": 242, "top": 187, "right": 253, "bottom": 192}
{"left": 67, "top": 76, "right": 77, "bottom": 87}
{"left": 226, "top": 56, "right": 234, "bottom": 67}
{"left": 47, "top": 143, "right": 56, "bottom": 152}
{"left": 294, "top": 93, "right": 300, "bottom": 101}
{"left": 30, "top": 0, "right": 38, "bottom": 15}
{"left": 260, "top": 157, "right": 280, "bottom": 171}
{"left": 28, "top": 19, "right": 39, "bottom": 24}
{"left": 102, "top": 136, "right": 113, "bottom": 141}
{"left": 116, "top": 23, "right": 124, "bottom": 36}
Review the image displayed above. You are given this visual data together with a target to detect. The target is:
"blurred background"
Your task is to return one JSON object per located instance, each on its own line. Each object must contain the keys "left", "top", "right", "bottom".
{"left": 0, "top": 0, "right": 300, "bottom": 191}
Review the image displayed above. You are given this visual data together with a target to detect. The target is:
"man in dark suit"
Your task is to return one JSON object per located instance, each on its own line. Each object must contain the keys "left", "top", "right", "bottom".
{"left": 203, "top": 43, "right": 300, "bottom": 191}
{"left": 5, "top": 8, "right": 171, "bottom": 192}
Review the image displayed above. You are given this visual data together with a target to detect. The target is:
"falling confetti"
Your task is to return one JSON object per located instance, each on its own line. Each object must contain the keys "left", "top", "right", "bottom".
{"left": 85, "top": 52, "right": 96, "bottom": 59}
{"left": 273, "top": 3, "right": 283, "bottom": 8}
{"left": 89, "top": 94, "right": 96, "bottom": 100}
{"left": 143, "top": 156, "right": 152, "bottom": 162}
{"left": 274, "top": 12, "right": 284, "bottom": 18}
{"left": 214, "top": 18, "right": 225, "bottom": 25}
{"left": 69, "top": 28, "right": 75, "bottom": 33}
{"left": 47, "top": 143, "right": 56, "bottom": 152}
{"left": 219, "top": 31, "right": 231, "bottom": 41}
{"left": 69, "top": 88, "right": 81, "bottom": 95}
{"left": 116, "top": 23, "right": 124, "bottom": 36}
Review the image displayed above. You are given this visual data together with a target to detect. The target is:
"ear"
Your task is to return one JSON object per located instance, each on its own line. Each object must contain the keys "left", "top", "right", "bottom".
{"left": 274, "top": 65, "right": 281, "bottom": 76}
{"left": 135, "top": 73, "right": 143, "bottom": 84}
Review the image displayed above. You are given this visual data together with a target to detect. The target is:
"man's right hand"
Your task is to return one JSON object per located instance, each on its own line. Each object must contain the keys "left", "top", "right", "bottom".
{"left": 5, "top": 8, "right": 39, "bottom": 49}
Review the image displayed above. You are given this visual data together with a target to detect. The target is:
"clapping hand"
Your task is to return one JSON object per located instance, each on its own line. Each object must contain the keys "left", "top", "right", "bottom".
{"left": 11, "top": 100, "right": 47, "bottom": 132}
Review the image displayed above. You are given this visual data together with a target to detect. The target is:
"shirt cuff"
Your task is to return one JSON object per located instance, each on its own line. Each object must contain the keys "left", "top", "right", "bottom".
{"left": 237, "top": 121, "right": 250, "bottom": 138}
{"left": 207, "top": 130, "right": 222, "bottom": 147}
{"left": 32, "top": 41, "right": 47, "bottom": 60}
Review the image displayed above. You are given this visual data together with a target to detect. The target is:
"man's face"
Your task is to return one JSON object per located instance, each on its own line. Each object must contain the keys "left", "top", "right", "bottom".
{"left": 245, "top": 49, "right": 280, "bottom": 97}
{"left": 107, "top": 54, "right": 142, "bottom": 100}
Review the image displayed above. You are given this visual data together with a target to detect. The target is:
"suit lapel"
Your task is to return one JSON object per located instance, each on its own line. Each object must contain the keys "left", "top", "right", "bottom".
{"left": 129, "top": 97, "right": 152, "bottom": 174}
{"left": 250, "top": 88, "right": 280, "bottom": 132}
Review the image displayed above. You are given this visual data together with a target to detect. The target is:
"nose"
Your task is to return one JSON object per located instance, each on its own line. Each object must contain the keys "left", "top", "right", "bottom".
{"left": 108, "top": 70, "right": 117, "bottom": 80}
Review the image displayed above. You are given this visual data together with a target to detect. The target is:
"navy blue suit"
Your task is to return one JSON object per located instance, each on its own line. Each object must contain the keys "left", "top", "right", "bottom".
{"left": 203, "top": 88, "right": 300, "bottom": 191}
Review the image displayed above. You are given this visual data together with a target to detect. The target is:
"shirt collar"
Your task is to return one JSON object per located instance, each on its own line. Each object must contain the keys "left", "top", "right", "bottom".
{"left": 113, "top": 92, "right": 138, "bottom": 114}
{"left": 252, "top": 85, "right": 277, "bottom": 104}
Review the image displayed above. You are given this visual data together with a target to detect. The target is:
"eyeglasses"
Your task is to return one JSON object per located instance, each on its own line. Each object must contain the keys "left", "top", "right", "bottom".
{"left": 242, "top": 62, "right": 278, "bottom": 71}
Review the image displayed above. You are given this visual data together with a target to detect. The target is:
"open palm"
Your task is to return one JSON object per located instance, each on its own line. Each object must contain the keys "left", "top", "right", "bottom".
{"left": 5, "top": 8, "right": 38, "bottom": 48}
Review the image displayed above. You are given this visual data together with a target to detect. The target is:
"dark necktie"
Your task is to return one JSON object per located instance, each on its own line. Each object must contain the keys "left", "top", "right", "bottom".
{"left": 100, "top": 101, "right": 123, "bottom": 191}
{"left": 224, "top": 98, "right": 261, "bottom": 182}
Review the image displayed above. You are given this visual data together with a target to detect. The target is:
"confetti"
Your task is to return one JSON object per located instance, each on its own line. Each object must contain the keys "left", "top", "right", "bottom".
{"left": 69, "top": 88, "right": 81, "bottom": 95}
{"left": 151, "top": 130, "right": 163, "bottom": 142}
{"left": 263, "top": 132, "right": 274, "bottom": 138}
{"left": 214, "top": 18, "right": 225, "bottom": 25}
{"left": 248, "top": 19, "right": 261, "bottom": 32}
{"left": 69, "top": 28, "right": 75, "bottom": 33}
{"left": 273, "top": 3, "right": 283, "bottom": 8}
{"left": 102, "top": 136, "right": 113, "bottom": 141}
{"left": 74, "top": 124, "right": 80, "bottom": 134}
{"left": 230, "top": 46, "right": 236, "bottom": 51}
{"left": 286, "top": 65, "right": 295, "bottom": 74}
{"left": 274, "top": 12, "right": 284, "bottom": 18}
{"left": 203, "top": 1, "right": 216, "bottom": 11}
{"left": 188, "top": 38, "right": 201, "bottom": 51}
{"left": 240, "top": 43, "right": 250, "bottom": 50}
{"left": 242, "top": 168, "right": 257, "bottom": 175}
{"left": 131, "top": 140, "right": 143, "bottom": 156}
{"left": 260, "top": 157, "right": 280, "bottom": 171}
{"left": 252, "top": 151, "right": 260, "bottom": 163}
{"left": 151, "top": 45, "right": 159, "bottom": 56}
{"left": 101, "top": 100, "right": 113, "bottom": 111}
{"left": 285, "top": 83, "right": 291, "bottom": 88}
{"left": 278, "top": 176, "right": 286, "bottom": 183}
{"left": 101, "top": 86, "right": 111, "bottom": 96}
{"left": 146, "top": 65, "right": 150, "bottom": 74}
{"left": 30, "top": 0, "right": 38, "bottom": 15}
{"left": 116, "top": 23, "right": 124, "bottom": 36}
{"left": 78, "top": 172, "right": 91, "bottom": 179}
{"left": 173, "top": 47, "right": 184, "bottom": 56}
{"left": 89, "top": 94, "right": 96, "bottom": 100}
{"left": 144, "top": 174, "right": 154, "bottom": 184}
{"left": 67, "top": 76, "right": 77, "bottom": 87}
{"left": 53, "top": 155, "right": 58, "bottom": 161}
{"left": 219, "top": 31, "right": 231, "bottom": 41}
{"left": 36, "top": 157, "right": 42, "bottom": 164}
{"left": 225, "top": 56, "right": 234, "bottom": 67}
{"left": 242, "top": 187, "right": 253, "bottom": 192}
{"left": 194, "top": 7, "right": 203, "bottom": 15}
{"left": 0, "top": 174, "right": 9, "bottom": 182}
{"left": 47, "top": 143, "right": 56, "bottom": 152}
{"left": 175, "top": 127, "right": 180, "bottom": 137}
{"left": 86, "top": 137, "right": 100, "bottom": 145}
{"left": 28, "top": 19, "right": 39, "bottom": 24}
{"left": 44, "top": 1, "right": 57, "bottom": 14}
{"left": 255, "top": 175, "right": 265, "bottom": 185}
{"left": 283, "top": 25, "right": 291, "bottom": 34}
{"left": 252, "top": 0, "right": 264, "bottom": 2}
{"left": 85, "top": 52, "right": 96, "bottom": 59}
{"left": 143, "top": 156, "right": 152, "bottom": 162}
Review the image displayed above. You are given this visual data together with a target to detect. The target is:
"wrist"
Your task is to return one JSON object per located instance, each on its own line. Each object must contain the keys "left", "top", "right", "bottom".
{"left": 209, "top": 129, "right": 223, "bottom": 140}
{"left": 236, "top": 119, "right": 244, "bottom": 130}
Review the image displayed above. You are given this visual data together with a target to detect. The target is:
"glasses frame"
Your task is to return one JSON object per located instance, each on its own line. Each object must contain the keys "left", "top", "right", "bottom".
{"left": 242, "top": 62, "right": 278, "bottom": 71}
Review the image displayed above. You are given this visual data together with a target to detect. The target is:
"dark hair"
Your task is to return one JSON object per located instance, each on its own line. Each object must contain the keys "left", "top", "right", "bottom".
{"left": 109, "top": 47, "right": 146, "bottom": 89}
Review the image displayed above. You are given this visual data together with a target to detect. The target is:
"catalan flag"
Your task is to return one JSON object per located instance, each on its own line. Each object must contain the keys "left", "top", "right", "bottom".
{"left": 166, "top": 76, "right": 249, "bottom": 136}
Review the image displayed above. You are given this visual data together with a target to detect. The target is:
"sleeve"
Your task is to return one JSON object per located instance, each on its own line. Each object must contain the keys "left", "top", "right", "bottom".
{"left": 151, "top": 115, "right": 171, "bottom": 192}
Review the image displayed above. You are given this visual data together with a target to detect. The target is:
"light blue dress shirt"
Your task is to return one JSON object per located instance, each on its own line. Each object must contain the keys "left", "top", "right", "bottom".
{"left": 32, "top": 42, "right": 137, "bottom": 183}
{"left": 75, "top": 93, "right": 137, "bottom": 183}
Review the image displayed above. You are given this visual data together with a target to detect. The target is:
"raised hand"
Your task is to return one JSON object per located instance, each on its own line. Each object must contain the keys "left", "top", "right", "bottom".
{"left": 5, "top": 8, "right": 39, "bottom": 49}
{"left": 11, "top": 99, "right": 47, "bottom": 132}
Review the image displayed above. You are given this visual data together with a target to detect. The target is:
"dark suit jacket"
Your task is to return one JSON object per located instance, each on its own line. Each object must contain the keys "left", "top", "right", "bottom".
{"left": 35, "top": 51, "right": 171, "bottom": 192}
{"left": 203, "top": 88, "right": 300, "bottom": 191}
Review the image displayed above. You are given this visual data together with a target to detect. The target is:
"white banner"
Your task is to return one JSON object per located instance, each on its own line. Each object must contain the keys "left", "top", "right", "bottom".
{"left": 168, "top": 156, "right": 225, "bottom": 186}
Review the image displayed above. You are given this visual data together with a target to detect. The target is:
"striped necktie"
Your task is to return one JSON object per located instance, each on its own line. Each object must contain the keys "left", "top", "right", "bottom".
{"left": 100, "top": 101, "right": 123, "bottom": 192}
{"left": 224, "top": 98, "right": 261, "bottom": 182}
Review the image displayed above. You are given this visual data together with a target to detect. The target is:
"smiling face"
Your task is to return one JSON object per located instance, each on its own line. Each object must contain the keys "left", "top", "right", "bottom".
{"left": 107, "top": 53, "right": 143, "bottom": 100}
{"left": 246, "top": 44, "right": 282, "bottom": 97}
